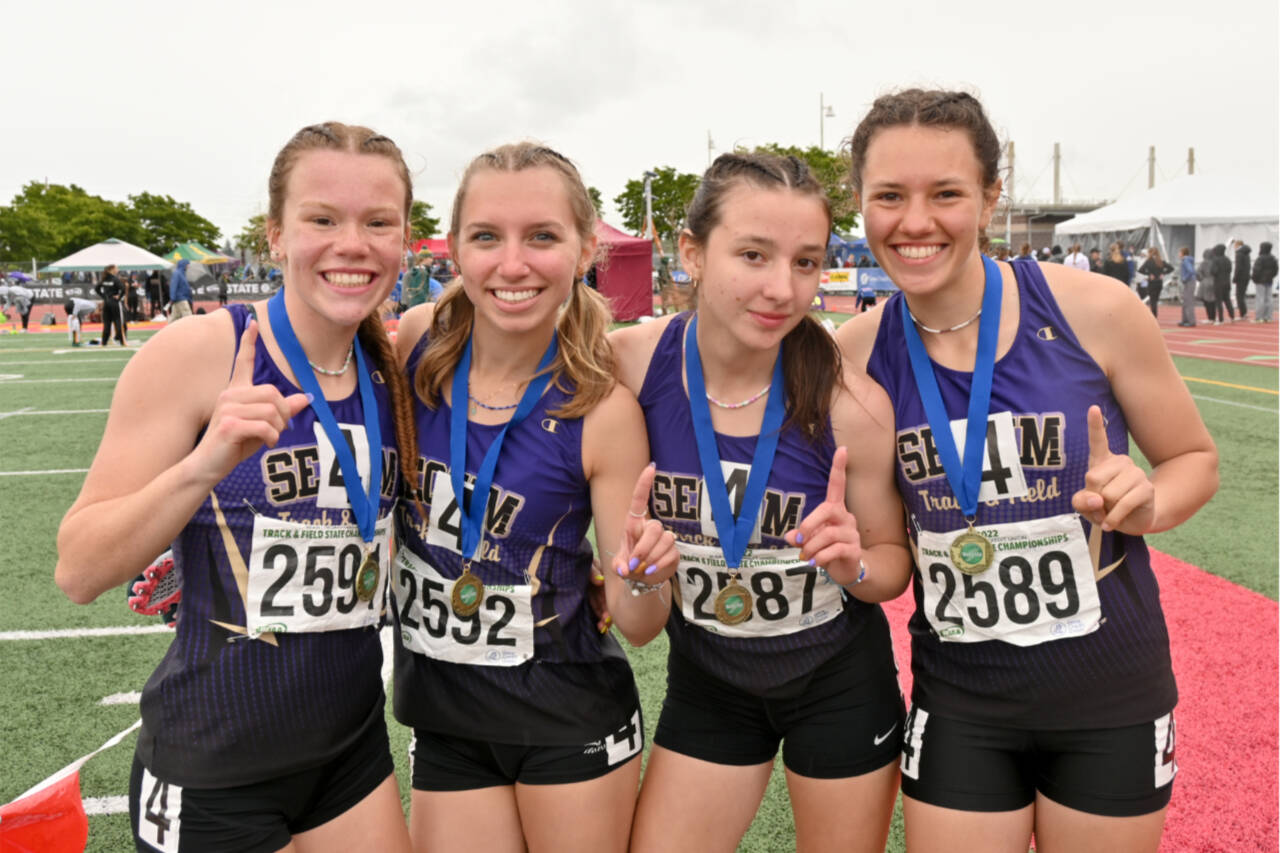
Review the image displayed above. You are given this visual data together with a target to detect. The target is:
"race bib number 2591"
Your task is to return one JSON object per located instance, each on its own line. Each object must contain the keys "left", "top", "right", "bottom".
{"left": 245, "top": 515, "right": 390, "bottom": 636}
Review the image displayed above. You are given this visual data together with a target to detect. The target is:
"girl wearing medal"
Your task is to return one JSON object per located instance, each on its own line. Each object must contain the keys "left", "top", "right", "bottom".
{"left": 836, "top": 90, "right": 1219, "bottom": 852}
{"left": 55, "top": 122, "right": 418, "bottom": 853}
{"left": 391, "top": 142, "right": 677, "bottom": 853}
{"left": 612, "top": 152, "right": 913, "bottom": 853}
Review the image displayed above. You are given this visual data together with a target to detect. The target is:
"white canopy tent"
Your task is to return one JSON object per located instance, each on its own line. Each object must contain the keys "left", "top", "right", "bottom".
{"left": 1054, "top": 175, "right": 1278, "bottom": 258}
{"left": 41, "top": 238, "right": 174, "bottom": 273}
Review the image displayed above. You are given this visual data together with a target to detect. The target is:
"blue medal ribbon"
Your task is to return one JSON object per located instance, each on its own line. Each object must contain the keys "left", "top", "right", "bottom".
{"left": 449, "top": 331, "right": 558, "bottom": 560}
{"left": 684, "top": 315, "right": 786, "bottom": 569}
{"left": 267, "top": 288, "right": 382, "bottom": 544}
{"left": 899, "top": 255, "right": 1003, "bottom": 519}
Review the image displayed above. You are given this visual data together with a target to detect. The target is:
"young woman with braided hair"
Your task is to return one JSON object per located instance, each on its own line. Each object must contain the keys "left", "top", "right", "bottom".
{"left": 56, "top": 121, "right": 419, "bottom": 852}
{"left": 837, "top": 88, "right": 1217, "bottom": 852}
{"left": 613, "top": 151, "right": 912, "bottom": 853}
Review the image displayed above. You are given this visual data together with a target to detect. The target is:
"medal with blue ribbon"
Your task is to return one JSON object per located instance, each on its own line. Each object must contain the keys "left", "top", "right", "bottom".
{"left": 900, "top": 255, "right": 1003, "bottom": 574}
{"left": 448, "top": 331, "right": 558, "bottom": 616}
{"left": 684, "top": 315, "right": 786, "bottom": 625}
{"left": 267, "top": 289, "right": 384, "bottom": 601}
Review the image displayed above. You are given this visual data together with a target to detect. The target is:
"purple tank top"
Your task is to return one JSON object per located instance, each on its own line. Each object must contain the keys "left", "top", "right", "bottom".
{"left": 138, "top": 303, "right": 400, "bottom": 787}
{"left": 867, "top": 259, "right": 1175, "bottom": 728}
{"left": 393, "top": 335, "right": 636, "bottom": 746}
{"left": 640, "top": 312, "right": 889, "bottom": 697}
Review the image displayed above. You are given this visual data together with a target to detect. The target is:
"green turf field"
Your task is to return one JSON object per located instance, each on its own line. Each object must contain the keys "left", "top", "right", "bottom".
{"left": 1, "top": 324, "right": 1274, "bottom": 851}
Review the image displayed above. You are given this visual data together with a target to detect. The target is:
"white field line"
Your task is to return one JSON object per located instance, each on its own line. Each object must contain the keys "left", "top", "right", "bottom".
{"left": 0, "top": 377, "right": 116, "bottom": 384}
{"left": 0, "top": 624, "right": 171, "bottom": 640}
{"left": 0, "top": 408, "right": 109, "bottom": 416}
{"left": 0, "top": 468, "right": 90, "bottom": 477}
{"left": 100, "top": 691, "right": 143, "bottom": 705}
{"left": 0, "top": 358, "right": 132, "bottom": 365}
{"left": 1191, "top": 393, "right": 1278, "bottom": 414}
{"left": 84, "top": 795, "right": 129, "bottom": 815}
{"left": 14, "top": 719, "right": 141, "bottom": 801}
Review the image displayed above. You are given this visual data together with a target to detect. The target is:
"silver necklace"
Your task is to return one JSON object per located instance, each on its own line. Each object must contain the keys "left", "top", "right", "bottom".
{"left": 308, "top": 345, "right": 354, "bottom": 376}
{"left": 907, "top": 305, "right": 983, "bottom": 334}
{"left": 705, "top": 385, "right": 772, "bottom": 409}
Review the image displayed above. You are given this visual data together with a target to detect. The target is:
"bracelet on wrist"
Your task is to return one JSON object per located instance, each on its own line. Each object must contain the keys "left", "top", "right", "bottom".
{"left": 623, "top": 577, "right": 665, "bottom": 597}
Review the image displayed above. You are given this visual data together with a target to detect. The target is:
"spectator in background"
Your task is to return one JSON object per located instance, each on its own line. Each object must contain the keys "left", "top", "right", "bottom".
{"left": 1211, "top": 244, "right": 1235, "bottom": 322}
{"left": 1177, "top": 247, "right": 1197, "bottom": 326}
{"left": 401, "top": 251, "right": 442, "bottom": 308}
{"left": 1088, "top": 247, "right": 1103, "bottom": 273}
{"left": 1137, "top": 247, "right": 1174, "bottom": 318}
{"left": 1015, "top": 242, "right": 1034, "bottom": 261}
{"left": 1124, "top": 244, "right": 1137, "bottom": 284}
{"left": 1048, "top": 244, "right": 1064, "bottom": 263}
{"left": 217, "top": 272, "right": 229, "bottom": 307}
{"left": 169, "top": 258, "right": 193, "bottom": 322}
{"left": 145, "top": 269, "right": 165, "bottom": 318}
{"left": 1252, "top": 241, "right": 1276, "bottom": 323}
{"left": 1102, "top": 243, "right": 1130, "bottom": 285}
{"left": 63, "top": 296, "right": 96, "bottom": 345}
{"left": 1062, "top": 243, "right": 1089, "bottom": 271}
{"left": 1232, "top": 240, "right": 1252, "bottom": 321}
{"left": 0, "top": 281, "right": 35, "bottom": 332}
{"left": 125, "top": 273, "right": 142, "bottom": 321}
{"left": 1197, "top": 249, "right": 1219, "bottom": 324}
{"left": 95, "top": 263, "right": 127, "bottom": 346}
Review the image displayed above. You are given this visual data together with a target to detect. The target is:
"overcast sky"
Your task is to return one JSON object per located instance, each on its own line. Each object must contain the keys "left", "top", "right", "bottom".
{"left": 6, "top": 0, "right": 1277, "bottom": 250}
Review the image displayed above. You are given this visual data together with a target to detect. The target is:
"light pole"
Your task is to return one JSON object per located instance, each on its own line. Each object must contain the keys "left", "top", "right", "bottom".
{"left": 643, "top": 170, "right": 658, "bottom": 259}
{"left": 819, "top": 93, "right": 835, "bottom": 150}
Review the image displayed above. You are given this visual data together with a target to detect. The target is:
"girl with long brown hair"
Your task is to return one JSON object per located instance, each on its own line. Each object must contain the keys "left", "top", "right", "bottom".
{"left": 614, "top": 151, "right": 911, "bottom": 853}
{"left": 837, "top": 88, "right": 1217, "bottom": 853}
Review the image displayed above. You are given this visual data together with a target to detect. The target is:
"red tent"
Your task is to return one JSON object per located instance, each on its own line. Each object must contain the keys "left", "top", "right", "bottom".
{"left": 594, "top": 221, "right": 652, "bottom": 321}
{"left": 411, "top": 238, "right": 449, "bottom": 258}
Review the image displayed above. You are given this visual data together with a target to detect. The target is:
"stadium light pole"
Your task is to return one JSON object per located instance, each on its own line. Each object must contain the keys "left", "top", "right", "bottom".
{"left": 819, "top": 94, "right": 835, "bottom": 150}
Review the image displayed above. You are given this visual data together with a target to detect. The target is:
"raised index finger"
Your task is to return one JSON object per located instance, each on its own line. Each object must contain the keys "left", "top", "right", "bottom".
{"left": 825, "top": 446, "right": 848, "bottom": 504}
{"left": 230, "top": 319, "right": 259, "bottom": 387}
{"left": 629, "top": 462, "right": 656, "bottom": 519}
{"left": 1086, "top": 405, "right": 1111, "bottom": 466}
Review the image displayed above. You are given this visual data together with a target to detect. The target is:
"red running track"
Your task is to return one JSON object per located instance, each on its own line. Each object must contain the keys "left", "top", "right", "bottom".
{"left": 883, "top": 549, "right": 1279, "bottom": 851}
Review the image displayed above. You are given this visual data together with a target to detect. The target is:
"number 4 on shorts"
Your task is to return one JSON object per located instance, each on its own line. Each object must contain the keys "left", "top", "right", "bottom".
{"left": 138, "top": 768, "right": 182, "bottom": 853}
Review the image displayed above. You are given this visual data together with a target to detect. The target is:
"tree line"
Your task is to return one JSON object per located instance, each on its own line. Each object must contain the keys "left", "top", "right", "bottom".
{"left": 1, "top": 144, "right": 855, "bottom": 265}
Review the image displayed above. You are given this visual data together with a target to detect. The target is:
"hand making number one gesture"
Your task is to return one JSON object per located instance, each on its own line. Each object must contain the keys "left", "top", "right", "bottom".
{"left": 195, "top": 319, "right": 312, "bottom": 484}
{"left": 784, "top": 446, "right": 865, "bottom": 586}
{"left": 613, "top": 462, "right": 678, "bottom": 586}
{"left": 1071, "top": 404, "right": 1156, "bottom": 536}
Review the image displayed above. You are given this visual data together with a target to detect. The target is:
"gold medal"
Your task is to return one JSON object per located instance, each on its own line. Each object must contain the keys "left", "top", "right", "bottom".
{"left": 452, "top": 566, "right": 484, "bottom": 617}
{"left": 950, "top": 526, "right": 994, "bottom": 575}
{"left": 355, "top": 548, "right": 380, "bottom": 602}
{"left": 714, "top": 578, "right": 753, "bottom": 625}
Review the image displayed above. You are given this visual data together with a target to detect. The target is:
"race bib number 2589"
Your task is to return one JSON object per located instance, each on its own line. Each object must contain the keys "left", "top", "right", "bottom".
{"left": 917, "top": 513, "right": 1102, "bottom": 647}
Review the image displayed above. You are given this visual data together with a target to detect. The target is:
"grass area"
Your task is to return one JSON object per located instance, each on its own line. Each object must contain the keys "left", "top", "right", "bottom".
{"left": 0, "top": 324, "right": 1274, "bottom": 851}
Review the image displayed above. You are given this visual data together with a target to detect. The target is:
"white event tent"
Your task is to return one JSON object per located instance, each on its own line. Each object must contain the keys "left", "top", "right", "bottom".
{"left": 1054, "top": 174, "right": 1278, "bottom": 258}
{"left": 42, "top": 238, "right": 174, "bottom": 273}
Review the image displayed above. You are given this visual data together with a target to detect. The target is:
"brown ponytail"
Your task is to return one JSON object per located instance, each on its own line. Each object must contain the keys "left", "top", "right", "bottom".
{"left": 356, "top": 314, "right": 421, "bottom": 515}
